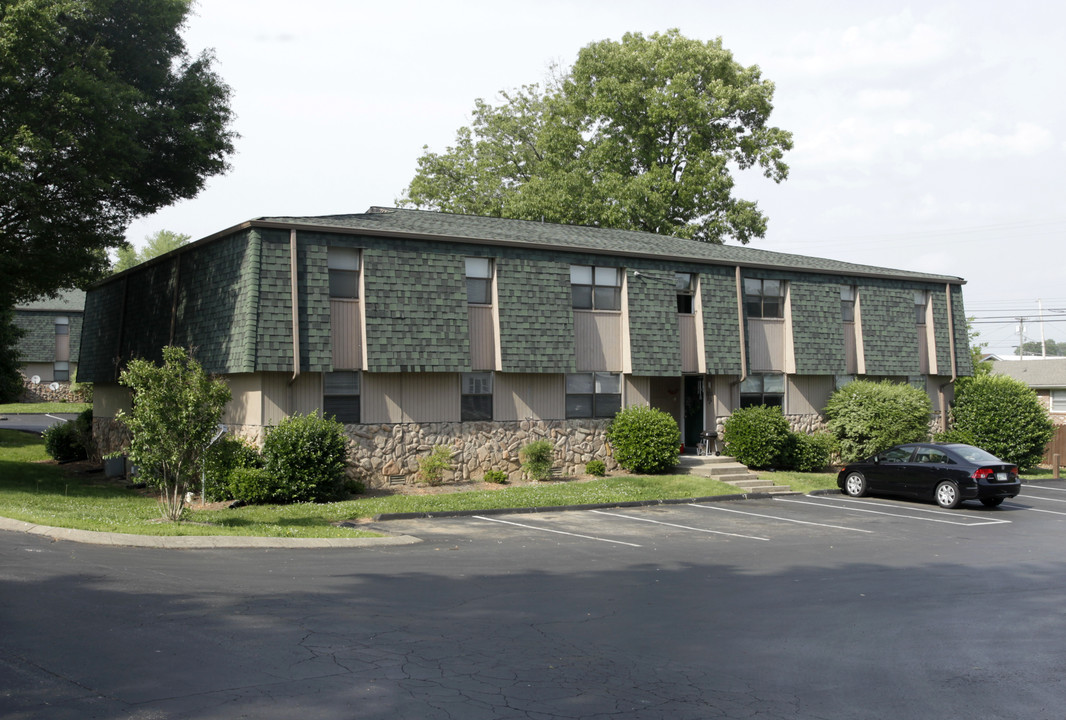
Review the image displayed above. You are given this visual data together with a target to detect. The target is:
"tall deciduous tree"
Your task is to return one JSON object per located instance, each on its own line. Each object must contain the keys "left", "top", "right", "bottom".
{"left": 0, "top": 306, "right": 25, "bottom": 402}
{"left": 117, "top": 346, "right": 231, "bottom": 521}
{"left": 113, "top": 230, "right": 191, "bottom": 273}
{"left": 401, "top": 29, "right": 792, "bottom": 245}
{"left": 0, "top": 0, "right": 235, "bottom": 305}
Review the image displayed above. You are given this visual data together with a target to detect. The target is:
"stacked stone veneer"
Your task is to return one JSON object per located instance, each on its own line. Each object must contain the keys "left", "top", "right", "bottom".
{"left": 18, "top": 376, "right": 88, "bottom": 403}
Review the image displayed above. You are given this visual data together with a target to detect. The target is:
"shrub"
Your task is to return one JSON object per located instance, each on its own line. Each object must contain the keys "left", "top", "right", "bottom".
{"left": 262, "top": 413, "right": 348, "bottom": 503}
{"left": 227, "top": 467, "right": 281, "bottom": 505}
{"left": 418, "top": 445, "right": 454, "bottom": 486}
{"left": 585, "top": 459, "right": 607, "bottom": 477}
{"left": 483, "top": 469, "right": 508, "bottom": 484}
{"left": 783, "top": 431, "right": 835, "bottom": 472}
{"left": 204, "top": 436, "right": 263, "bottom": 501}
{"left": 722, "top": 405, "right": 791, "bottom": 468}
{"left": 606, "top": 405, "right": 680, "bottom": 474}
{"left": 520, "top": 439, "right": 555, "bottom": 480}
{"left": 73, "top": 408, "right": 93, "bottom": 455}
{"left": 825, "top": 380, "right": 931, "bottom": 463}
{"left": 43, "top": 420, "right": 86, "bottom": 463}
{"left": 937, "top": 375, "right": 1054, "bottom": 470}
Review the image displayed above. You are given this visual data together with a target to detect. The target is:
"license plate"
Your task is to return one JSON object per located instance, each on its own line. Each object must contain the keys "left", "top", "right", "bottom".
{"left": 996, "top": 472, "right": 1009, "bottom": 482}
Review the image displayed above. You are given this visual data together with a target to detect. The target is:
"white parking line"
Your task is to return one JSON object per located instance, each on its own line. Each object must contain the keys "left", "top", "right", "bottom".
{"left": 589, "top": 510, "right": 770, "bottom": 541}
{"left": 1018, "top": 489, "right": 1066, "bottom": 503}
{"left": 1024, "top": 484, "right": 1066, "bottom": 493}
{"left": 473, "top": 515, "right": 642, "bottom": 547}
{"left": 783, "top": 496, "right": 1011, "bottom": 526}
{"left": 1002, "top": 502, "right": 1066, "bottom": 517}
{"left": 688, "top": 503, "right": 873, "bottom": 533}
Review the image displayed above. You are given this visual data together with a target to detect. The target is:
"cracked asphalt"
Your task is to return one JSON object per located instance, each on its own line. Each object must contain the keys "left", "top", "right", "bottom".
{"left": 3, "top": 489, "right": 1066, "bottom": 719}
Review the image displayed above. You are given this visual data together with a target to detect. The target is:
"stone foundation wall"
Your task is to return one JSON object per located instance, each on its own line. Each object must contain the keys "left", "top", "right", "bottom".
{"left": 18, "top": 375, "right": 89, "bottom": 403}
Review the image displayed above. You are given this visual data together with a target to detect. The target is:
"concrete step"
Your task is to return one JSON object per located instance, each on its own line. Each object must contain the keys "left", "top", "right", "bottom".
{"left": 677, "top": 454, "right": 794, "bottom": 495}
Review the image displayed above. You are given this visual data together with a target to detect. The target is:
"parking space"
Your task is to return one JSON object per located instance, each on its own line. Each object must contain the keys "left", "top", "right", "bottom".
{"left": 382, "top": 481, "right": 1066, "bottom": 550}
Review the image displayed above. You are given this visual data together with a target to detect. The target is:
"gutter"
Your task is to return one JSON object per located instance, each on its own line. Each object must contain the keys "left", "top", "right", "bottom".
{"left": 938, "top": 282, "right": 959, "bottom": 428}
{"left": 289, "top": 229, "right": 301, "bottom": 385}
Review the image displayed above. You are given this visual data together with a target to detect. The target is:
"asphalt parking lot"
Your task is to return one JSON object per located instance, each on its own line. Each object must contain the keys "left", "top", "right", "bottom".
{"left": 4, "top": 481, "right": 1066, "bottom": 719}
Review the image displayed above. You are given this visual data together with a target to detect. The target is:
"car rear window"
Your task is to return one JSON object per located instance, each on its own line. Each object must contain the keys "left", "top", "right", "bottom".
{"left": 948, "top": 445, "right": 1003, "bottom": 464}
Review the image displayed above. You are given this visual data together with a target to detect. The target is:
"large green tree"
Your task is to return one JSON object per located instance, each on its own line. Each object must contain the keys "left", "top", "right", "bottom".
{"left": 0, "top": 0, "right": 235, "bottom": 304}
{"left": 401, "top": 29, "right": 792, "bottom": 244}
{"left": 0, "top": 305, "right": 24, "bottom": 402}
{"left": 113, "top": 229, "right": 191, "bottom": 273}
{"left": 1015, "top": 339, "right": 1066, "bottom": 357}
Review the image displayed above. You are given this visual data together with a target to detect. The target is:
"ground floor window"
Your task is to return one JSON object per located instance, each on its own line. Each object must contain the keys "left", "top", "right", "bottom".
{"left": 461, "top": 372, "right": 493, "bottom": 421}
{"left": 53, "top": 361, "right": 69, "bottom": 382}
{"left": 324, "top": 371, "right": 360, "bottom": 423}
{"left": 740, "top": 374, "right": 784, "bottom": 408}
{"left": 1052, "top": 389, "right": 1066, "bottom": 413}
{"left": 566, "top": 372, "right": 621, "bottom": 418}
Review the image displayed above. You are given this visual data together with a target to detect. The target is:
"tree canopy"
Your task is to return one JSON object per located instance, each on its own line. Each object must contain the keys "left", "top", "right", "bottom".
{"left": 1015, "top": 339, "right": 1066, "bottom": 357}
{"left": 401, "top": 29, "right": 792, "bottom": 245}
{"left": 0, "top": 0, "right": 235, "bottom": 304}
{"left": 113, "top": 229, "right": 191, "bottom": 273}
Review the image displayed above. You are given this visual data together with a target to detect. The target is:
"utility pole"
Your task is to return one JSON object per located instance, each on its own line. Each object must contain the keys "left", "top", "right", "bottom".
{"left": 1018, "top": 317, "right": 1026, "bottom": 360}
{"left": 1039, "top": 299, "right": 1047, "bottom": 357}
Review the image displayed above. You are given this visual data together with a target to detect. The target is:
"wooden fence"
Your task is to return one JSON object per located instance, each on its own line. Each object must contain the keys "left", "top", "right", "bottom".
{"left": 1043, "top": 425, "right": 1066, "bottom": 468}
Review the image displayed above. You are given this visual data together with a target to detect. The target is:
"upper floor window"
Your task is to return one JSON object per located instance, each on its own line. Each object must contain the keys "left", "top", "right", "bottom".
{"left": 465, "top": 257, "right": 493, "bottom": 305}
{"left": 914, "top": 290, "right": 928, "bottom": 325}
{"left": 676, "top": 273, "right": 695, "bottom": 314}
{"left": 324, "top": 371, "right": 360, "bottom": 423}
{"left": 461, "top": 372, "right": 493, "bottom": 421}
{"left": 328, "top": 247, "right": 360, "bottom": 299}
{"left": 571, "top": 265, "right": 621, "bottom": 311}
{"left": 739, "top": 373, "right": 784, "bottom": 408}
{"left": 841, "top": 286, "right": 856, "bottom": 323}
{"left": 744, "top": 278, "right": 784, "bottom": 319}
{"left": 565, "top": 372, "right": 622, "bottom": 418}
{"left": 55, "top": 316, "right": 69, "bottom": 335}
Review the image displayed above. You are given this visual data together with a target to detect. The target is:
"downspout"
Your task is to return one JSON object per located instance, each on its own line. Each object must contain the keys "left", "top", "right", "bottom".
{"left": 735, "top": 266, "right": 747, "bottom": 385}
{"left": 938, "top": 283, "right": 959, "bottom": 429}
{"left": 289, "top": 229, "right": 301, "bottom": 385}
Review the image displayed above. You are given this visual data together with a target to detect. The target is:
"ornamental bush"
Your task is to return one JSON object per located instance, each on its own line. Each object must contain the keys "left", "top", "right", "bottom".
{"left": 43, "top": 420, "right": 86, "bottom": 463}
{"left": 721, "top": 405, "right": 790, "bottom": 469}
{"left": 227, "top": 467, "right": 282, "bottom": 505}
{"left": 520, "top": 439, "right": 555, "bottom": 480}
{"left": 418, "top": 445, "right": 454, "bottom": 486}
{"left": 783, "top": 431, "right": 835, "bottom": 472}
{"left": 262, "top": 413, "right": 348, "bottom": 503}
{"left": 937, "top": 375, "right": 1054, "bottom": 470}
{"left": 483, "top": 469, "right": 508, "bottom": 484}
{"left": 204, "top": 435, "right": 263, "bottom": 501}
{"left": 825, "top": 380, "right": 931, "bottom": 463}
{"left": 585, "top": 459, "right": 607, "bottom": 477}
{"left": 606, "top": 405, "right": 680, "bottom": 474}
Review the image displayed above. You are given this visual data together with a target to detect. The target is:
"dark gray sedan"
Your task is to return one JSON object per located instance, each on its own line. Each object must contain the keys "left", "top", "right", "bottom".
{"left": 837, "top": 442, "right": 1021, "bottom": 508}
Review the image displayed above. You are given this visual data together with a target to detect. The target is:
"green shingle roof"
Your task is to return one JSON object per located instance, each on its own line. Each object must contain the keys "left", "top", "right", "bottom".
{"left": 251, "top": 207, "right": 965, "bottom": 285}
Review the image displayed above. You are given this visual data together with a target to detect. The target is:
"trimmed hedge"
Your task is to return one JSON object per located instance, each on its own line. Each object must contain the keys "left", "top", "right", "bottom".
{"left": 606, "top": 405, "right": 680, "bottom": 474}
{"left": 825, "top": 380, "right": 931, "bottom": 463}
{"left": 722, "top": 405, "right": 791, "bottom": 469}
{"left": 262, "top": 413, "right": 348, "bottom": 503}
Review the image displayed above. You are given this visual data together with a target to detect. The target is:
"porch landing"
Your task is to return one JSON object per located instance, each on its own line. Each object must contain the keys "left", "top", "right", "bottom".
{"left": 676, "top": 455, "right": 793, "bottom": 494}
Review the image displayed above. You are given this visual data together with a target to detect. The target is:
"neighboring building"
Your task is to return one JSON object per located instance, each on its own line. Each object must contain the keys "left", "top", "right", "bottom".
{"left": 14, "top": 289, "right": 85, "bottom": 401}
{"left": 80, "top": 208, "right": 972, "bottom": 483}
{"left": 991, "top": 358, "right": 1066, "bottom": 424}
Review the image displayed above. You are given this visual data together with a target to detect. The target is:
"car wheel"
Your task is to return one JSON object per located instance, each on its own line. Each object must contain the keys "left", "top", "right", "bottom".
{"left": 935, "top": 481, "right": 961, "bottom": 509}
{"left": 981, "top": 497, "right": 1004, "bottom": 508}
{"left": 843, "top": 472, "right": 867, "bottom": 497}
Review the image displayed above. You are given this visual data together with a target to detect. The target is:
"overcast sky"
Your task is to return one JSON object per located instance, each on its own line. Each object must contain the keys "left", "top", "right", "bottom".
{"left": 124, "top": 0, "right": 1066, "bottom": 356}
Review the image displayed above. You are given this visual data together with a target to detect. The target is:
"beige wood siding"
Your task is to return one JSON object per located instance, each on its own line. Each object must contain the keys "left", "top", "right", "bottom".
{"left": 363, "top": 373, "right": 404, "bottom": 423}
{"left": 495, "top": 373, "right": 565, "bottom": 421}
{"left": 55, "top": 333, "right": 70, "bottom": 362}
{"left": 261, "top": 372, "right": 289, "bottom": 426}
{"left": 649, "top": 376, "right": 682, "bottom": 426}
{"left": 574, "top": 310, "right": 623, "bottom": 371}
{"left": 844, "top": 322, "right": 858, "bottom": 374}
{"left": 361, "top": 373, "right": 460, "bottom": 423}
{"left": 330, "top": 299, "right": 362, "bottom": 370}
{"left": 711, "top": 375, "right": 738, "bottom": 418}
{"left": 787, "top": 375, "right": 833, "bottom": 416}
{"left": 918, "top": 327, "right": 930, "bottom": 374}
{"left": 679, "top": 315, "right": 698, "bottom": 373}
{"left": 625, "top": 375, "right": 651, "bottom": 407}
{"left": 468, "top": 305, "right": 496, "bottom": 370}
{"left": 748, "top": 318, "right": 786, "bottom": 371}
{"left": 223, "top": 373, "right": 263, "bottom": 426}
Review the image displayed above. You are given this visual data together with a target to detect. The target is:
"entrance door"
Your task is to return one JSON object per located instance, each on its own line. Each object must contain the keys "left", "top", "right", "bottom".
{"left": 683, "top": 375, "right": 704, "bottom": 449}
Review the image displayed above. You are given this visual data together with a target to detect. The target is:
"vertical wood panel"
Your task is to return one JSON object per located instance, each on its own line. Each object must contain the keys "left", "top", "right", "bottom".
{"left": 223, "top": 373, "right": 263, "bottom": 426}
{"left": 330, "top": 299, "right": 362, "bottom": 369}
{"left": 747, "top": 319, "right": 786, "bottom": 371}
{"left": 918, "top": 328, "right": 930, "bottom": 374}
{"left": 787, "top": 375, "right": 833, "bottom": 416}
{"left": 679, "top": 316, "right": 698, "bottom": 373}
{"left": 363, "top": 373, "right": 403, "bottom": 423}
{"left": 574, "top": 311, "right": 622, "bottom": 371}
{"left": 55, "top": 334, "right": 70, "bottom": 362}
{"left": 495, "top": 373, "right": 564, "bottom": 421}
{"left": 625, "top": 375, "right": 651, "bottom": 407}
{"left": 403, "top": 374, "right": 460, "bottom": 422}
{"left": 844, "top": 322, "right": 858, "bottom": 374}
{"left": 468, "top": 305, "right": 496, "bottom": 370}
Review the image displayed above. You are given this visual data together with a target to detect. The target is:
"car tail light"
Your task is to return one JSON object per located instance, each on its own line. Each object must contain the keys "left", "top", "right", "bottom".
{"left": 972, "top": 468, "right": 995, "bottom": 480}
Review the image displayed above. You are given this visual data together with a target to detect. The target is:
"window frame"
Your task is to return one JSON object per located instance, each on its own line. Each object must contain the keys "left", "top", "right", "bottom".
{"left": 328, "top": 247, "right": 360, "bottom": 299}
{"left": 323, "top": 371, "right": 360, "bottom": 423}
{"left": 53, "top": 361, "right": 70, "bottom": 382}
{"left": 461, "top": 372, "right": 494, "bottom": 421}
{"left": 841, "top": 286, "right": 856, "bottom": 323}
{"left": 914, "top": 290, "right": 928, "bottom": 325}
{"left": 1051, "top": 389, "right": 1066, "bottom": 413}
{"left": 570, "top": 265, "right": 622, "bottom": 311}
{"left": 54, "top": 316, "right": 70, "bottom": 335}
{"left": 676, "top": 273, "right": 695, "bottom": 315}
{"left": 744, "top": 278, "right": 785, "bottom": 319}
{"left": 465, "top": 257, "right": 493, "bottom": 306}
{"left": 739, "top": 373, "right": 785, "bottom": 408}
{"left": 565, "top": 372, "right": 622, "bottom": 419}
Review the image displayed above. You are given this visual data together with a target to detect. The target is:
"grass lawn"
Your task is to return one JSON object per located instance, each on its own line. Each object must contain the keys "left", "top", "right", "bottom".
{"left": 0, "top": 428, "right": 848, "bottom": 539}
{"left": 0, "top": 402, "right": 92, "bottom": 415}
